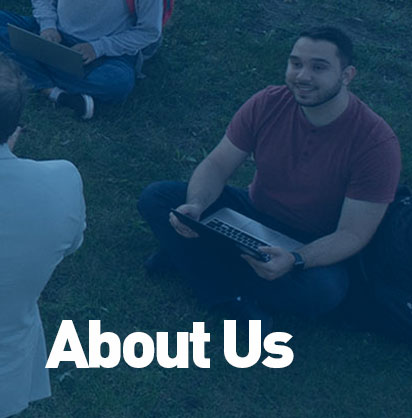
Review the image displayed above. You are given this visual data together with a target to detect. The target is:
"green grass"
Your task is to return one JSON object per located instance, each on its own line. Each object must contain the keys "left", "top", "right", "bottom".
{"left": 1, "top": 0, "right": 411, "bottom": 417}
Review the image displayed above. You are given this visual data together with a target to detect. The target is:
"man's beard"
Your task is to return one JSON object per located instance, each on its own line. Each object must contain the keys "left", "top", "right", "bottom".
{"left": 287, "top": 78, "right": 343, "bottom": 108}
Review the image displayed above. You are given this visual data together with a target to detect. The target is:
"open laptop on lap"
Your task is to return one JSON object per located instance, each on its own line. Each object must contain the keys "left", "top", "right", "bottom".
{"left": 171, "top": 207, "right": 303, "bottom": 262}
{"left": 8, "top": 23, "right": 85, "bottom": 78}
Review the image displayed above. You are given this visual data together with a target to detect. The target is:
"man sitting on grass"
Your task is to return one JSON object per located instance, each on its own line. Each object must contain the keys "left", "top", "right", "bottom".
{"left": 0, "top": 55, "right": 86, "bottom": 418}
{"left": 0, "top": 0, "right": 163, "bottom": 120}
{"left": 138, "top": 27, "right": 401, "bottom": 336}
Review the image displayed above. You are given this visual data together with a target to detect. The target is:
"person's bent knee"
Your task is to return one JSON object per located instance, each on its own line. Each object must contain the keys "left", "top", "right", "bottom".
{"left": 302, "top": 265, "right": 349, "bottom": 318}
{"left": 0, "top": 10, "right": 11, "bottom": 25}
{"left": 91, "top": 66, "right": 135, "bottom": 102}
{"left": 105, "top": 76, "right": 134, "bottom": 102}
{"left": 138, "top": 181, "right": 165, "bottom": 219}
{"left": 0, "top": 11, "right": 32, "bottom": 28}
{"left": 138, "top": 181, "right": 184, "bottom": 220}
{"left": 315, "top": 280, "right": 348, "bottom": 316}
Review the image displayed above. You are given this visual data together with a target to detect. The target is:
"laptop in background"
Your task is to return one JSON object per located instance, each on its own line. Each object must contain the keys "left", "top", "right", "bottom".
{"left": 8, "top": 24, "right": 84, "bottom": 78}
{"left": 171, "top": 207, "right": 303, "bottom": 262}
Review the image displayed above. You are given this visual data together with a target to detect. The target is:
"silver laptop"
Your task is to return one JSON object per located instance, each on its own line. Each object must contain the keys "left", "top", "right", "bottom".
{"left": 171, "top": 207, "right": 303, "bottom": 262}
{"left": 8, "top": 24, "right": 84, "bottom": 78}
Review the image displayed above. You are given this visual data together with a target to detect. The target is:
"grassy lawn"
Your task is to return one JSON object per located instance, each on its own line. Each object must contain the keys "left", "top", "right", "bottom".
{"left": 1, "top": 0, "right": 411, "bottom": 417}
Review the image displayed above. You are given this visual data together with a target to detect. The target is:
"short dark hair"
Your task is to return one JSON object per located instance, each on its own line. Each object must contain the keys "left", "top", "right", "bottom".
{"left": 0, "top": 54, "right": 28, "bottom": 144}
{"left": 297, "top": 27, "right": 354, "bottom": 68}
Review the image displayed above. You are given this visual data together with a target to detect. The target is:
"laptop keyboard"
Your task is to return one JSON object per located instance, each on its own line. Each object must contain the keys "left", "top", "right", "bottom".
{"left": 205, "top": 218, "right": 271, "bottom": 262}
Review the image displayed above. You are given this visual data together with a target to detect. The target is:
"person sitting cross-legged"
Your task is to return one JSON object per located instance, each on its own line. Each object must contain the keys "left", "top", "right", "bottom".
{"left": 0, "top": 0, "right": 163, "bottom": 119}
{"left": 138, "top": 27, "right": 401, "bottom": 336}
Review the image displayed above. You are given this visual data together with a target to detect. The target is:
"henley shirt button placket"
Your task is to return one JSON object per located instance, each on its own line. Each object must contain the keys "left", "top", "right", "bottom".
{"left": 305, "top": 128, "right": 320, "bottom": 158}
{"left": 301, "top": 132, "right": 314, "bottom": 160}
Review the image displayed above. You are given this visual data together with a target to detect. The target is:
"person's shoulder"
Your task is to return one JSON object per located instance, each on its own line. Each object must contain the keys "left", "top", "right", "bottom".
{"left": 347, "top": 94, "right": 400, "bottom": 170}
{"left": 45, "top": 159, "right": 83, "bottom": 185}
{"left": 41, "top": 159, "right": 80, "bottom": 174}
{"left": 349, "top": 93, "right": 396, "bottom": 139}
{"left": 245, "top": 85, "right": 295, "bottom": 115}
{"left": 21, "top": 158, "right": 83, "bottom": 188}
{"left": 252, "top": 85, "right": 293, "bottom": 102}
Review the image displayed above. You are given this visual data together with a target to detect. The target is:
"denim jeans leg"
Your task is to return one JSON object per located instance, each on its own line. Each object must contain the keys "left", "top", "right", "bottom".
{"left": 138, "top": 181, "right": 260, "bottom": 306}
{"left": 250, "top": 262, "right": 349, "bottom": 318}
{"left": 46, "top": 43, "right": 136, "bottom": 103}
{"left": 0, "top": 11, "right": 54, "bottom": 89}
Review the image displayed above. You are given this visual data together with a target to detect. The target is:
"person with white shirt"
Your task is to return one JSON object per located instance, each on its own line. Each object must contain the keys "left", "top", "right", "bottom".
{"left": 0, "top": 55, "right": 86, "bottom": 418}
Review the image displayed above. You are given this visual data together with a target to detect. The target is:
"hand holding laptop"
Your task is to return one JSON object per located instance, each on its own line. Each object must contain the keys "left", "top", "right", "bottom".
{"left": 40, "top": 28, "right": 61, "bottom": 43}
{"left": 241, "top": 246, "right": 295, "bottom": 281}
{"left": 169, "top": 206, "right": 302, "bottom": 264}
{"left": 8, "top": 24, "right": 85, "bottom": 78}
{"left": 38, "top": 27, "right": 96, "bottom": 64}
{"left": 169, "top": 204, "right": 201, "bottom": 238}
{"left": 72, "top": 43, "right": 97, "bottom": 65}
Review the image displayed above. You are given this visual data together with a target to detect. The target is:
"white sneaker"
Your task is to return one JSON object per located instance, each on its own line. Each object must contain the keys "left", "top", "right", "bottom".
{"left": 49, "top": 87, "right": 94, "bottom": 120}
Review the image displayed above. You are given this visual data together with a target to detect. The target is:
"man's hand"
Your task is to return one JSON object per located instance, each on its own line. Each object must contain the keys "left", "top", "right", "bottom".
{"left": 7, "top": 126, "right": 23, "bottom": 152}
{"left": 40, "top": 28, "right": 61, "bottom": 43}
{"left": 169, "top": 203, "right": 203, "bottom": 238}
{"left": 242, "top": 246, "right": 295, "bottom": 280}
{"left": 72, "top": 43, "right": 97, "bottom": 65}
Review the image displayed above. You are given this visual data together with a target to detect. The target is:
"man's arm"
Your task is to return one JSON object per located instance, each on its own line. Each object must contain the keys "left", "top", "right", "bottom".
{"left": 170, "top": 135, "right": 249, "bottom": 237}
{"left": 243, "top": 198, "right": 388, "bottom": 280}
{"left": 89, "top": 0, "right": 163, "bottom": 59}
{"left": 32, "top": 0, "right": 61, "bottom": 42}
{"left": 64, "top": 164, "right": 86, "bottom": 257}
{"left": 298, "top": 198, "right": 387, "bottom": 268}
{"left": 32, "top": 0, "right": 57, "bottom": 32}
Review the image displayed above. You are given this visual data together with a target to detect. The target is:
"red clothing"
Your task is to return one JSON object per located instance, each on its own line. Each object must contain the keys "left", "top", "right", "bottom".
{"left": 226, "top": 85, "right": 401, "bottom": 237}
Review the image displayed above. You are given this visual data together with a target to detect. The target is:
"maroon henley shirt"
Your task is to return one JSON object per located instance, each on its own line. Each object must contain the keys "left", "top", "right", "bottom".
{"left": 226, "top": 85, "right": 401, "bottom": 237}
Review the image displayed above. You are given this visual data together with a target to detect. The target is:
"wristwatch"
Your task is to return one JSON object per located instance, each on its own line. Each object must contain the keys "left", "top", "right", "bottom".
{"left": 291, "top": 251, "right": 305, "bottom": 271}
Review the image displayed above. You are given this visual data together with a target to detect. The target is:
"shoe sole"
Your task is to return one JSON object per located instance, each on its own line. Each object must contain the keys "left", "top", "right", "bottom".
{"left": 81, "top": 95, "right": 94, "bottom": 120}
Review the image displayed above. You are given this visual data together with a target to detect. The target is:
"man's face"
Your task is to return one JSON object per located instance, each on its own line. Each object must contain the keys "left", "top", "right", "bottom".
{"left": 285, "top": 37, "right": 346, "bottom": 107}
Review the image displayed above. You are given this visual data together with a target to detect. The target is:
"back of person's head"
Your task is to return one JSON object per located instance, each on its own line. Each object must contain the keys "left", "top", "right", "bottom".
{"left": 0, "top": 54, "right": 28, "bottom": 144}
{"left": 297, "top": 26, "right": 354, "bottom": 69}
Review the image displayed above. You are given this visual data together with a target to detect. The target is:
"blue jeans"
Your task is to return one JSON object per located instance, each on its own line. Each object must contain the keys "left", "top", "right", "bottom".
{"left": 0, "top": 11, "right": 136, "bottom": 102}
{"left": 138, "top": 181, "right": 349, "bottom": 318}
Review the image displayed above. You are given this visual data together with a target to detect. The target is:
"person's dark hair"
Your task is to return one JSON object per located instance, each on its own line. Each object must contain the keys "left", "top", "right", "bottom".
{"left": 298, "top": 27, "right": 354, "bottom": 68}
{"left": 0, "top": 54, "right": 28, "bottom": 144}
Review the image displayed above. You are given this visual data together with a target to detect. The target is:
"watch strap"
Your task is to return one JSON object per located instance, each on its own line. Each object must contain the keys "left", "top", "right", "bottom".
{"left": 291, "top": 251, "right": 305, "bottom": 271}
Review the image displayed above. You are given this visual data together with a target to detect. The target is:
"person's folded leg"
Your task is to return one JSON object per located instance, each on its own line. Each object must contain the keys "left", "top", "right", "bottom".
{"left": 0, "top": 16, "right": 135, "bottom": 103}
{"left": 138, "top": 181, "right": 258, "bottom": 306}
{"left": 0, "top": 11, "right": 54, "bottom": 89}
{"left": 48, "top": 54, "right": 136, "bottom": 103}
{"left": 250, "top": 262, "right": 349, "bottom": 318}
{"left": 139, "top": 180, "right": 349, "bottom": 320}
